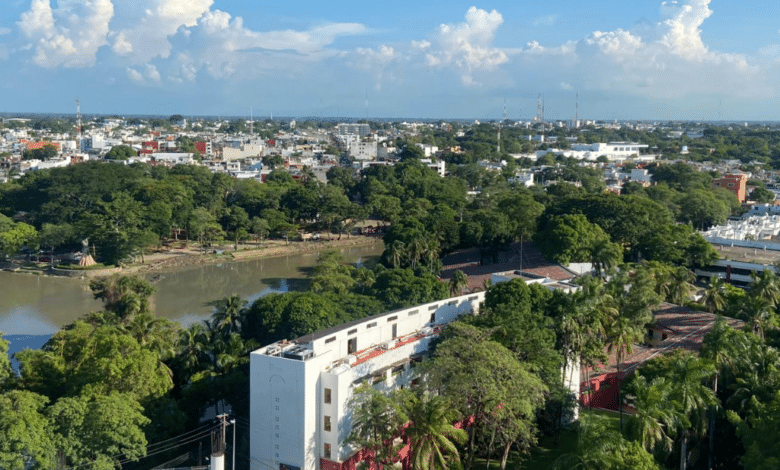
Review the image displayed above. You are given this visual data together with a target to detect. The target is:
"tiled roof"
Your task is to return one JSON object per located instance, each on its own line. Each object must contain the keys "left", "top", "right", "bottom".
{"left": 440, "top": 242, "right": 577, "bottom": 292}
{"left": 585, "top": 303, "right": 744, "bottom": 379}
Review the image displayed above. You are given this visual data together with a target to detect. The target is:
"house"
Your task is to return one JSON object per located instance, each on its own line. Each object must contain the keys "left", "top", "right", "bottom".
{"left": 712, "top": 173, "right": 748, "bottom": 203}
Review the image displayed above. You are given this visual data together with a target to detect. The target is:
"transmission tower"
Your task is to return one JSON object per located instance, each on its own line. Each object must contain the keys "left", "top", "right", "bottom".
{"left": 76, "top": 98, "right": 82, "bottom": 140}
{"left": 497, "top": 98, "right": 507, "bottom": 153}
{"left": 575, "top": 91, "right": 579, "bottom": 128}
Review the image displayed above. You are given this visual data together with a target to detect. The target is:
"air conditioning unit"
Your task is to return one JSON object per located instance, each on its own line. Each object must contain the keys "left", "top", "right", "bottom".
{"left": 347, "top": 355, "right": 358, "bottom": 365}
{"left": 420, "top": 327, "right": 434, "bottom": 336}
{"left": 266, "top": 345, "right": 281, "bottom": 356}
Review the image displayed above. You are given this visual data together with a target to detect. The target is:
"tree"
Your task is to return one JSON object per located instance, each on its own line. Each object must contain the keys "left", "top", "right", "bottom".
{"left": 554, "top": 413, "right": 660, "bottom": 470}
{"left": 702, "top": 277, "right": 726, "bottom": 314}
{"left": 535, "top": 214, "right": 611, "bottom": 266}
{"left": 667, "top": 266, "right": 696, "bottom": 305}
{"left": 606, "top": 315, "right": 644, "bottom": 431}
{"left": 449, "top": 270, "right": 468, "bottom": 296}
{"left": 48, "top": 391, "right": 150, "bottom": 470}
{"left": 249, "top": 217, "right": 270, "bottom": 243}
{"left": 625, "top": 376, "right": 685, "bottom": 455}
{"left": 104, "top": 145, "right": 137, "bottom": 160}
{"left": 0, "top": 221, "right": 38, "bottom": 257}
{"left": 401, "top": 391, "right": 467, "bottom": 470}
{"left": 345, "top": 382, "right": 407, "bottom": 468}
{"left": 210, "top": 294, "right": 247, "bottom": 338}
{"left": 427, "top": 323, "right": 547, "bottom": 469}
{"left": 0, "top": 333, "right": 11, "bottom": 390}
{"left": 728, "top": 390, "right": 780, "bottom": 470}
{"left": 738, "top": 294, "right": 774, "bottom": 339}
{"left": 0, "top": 391, "right": 53, "bottom": 470}
{"left": 89, "top": 275, "right": 155, "bottom": 321}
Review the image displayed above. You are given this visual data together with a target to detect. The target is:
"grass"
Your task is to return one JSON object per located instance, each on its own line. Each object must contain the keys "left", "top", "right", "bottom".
{"left": 472, "top": 408, "right": 623, "bottom": 470}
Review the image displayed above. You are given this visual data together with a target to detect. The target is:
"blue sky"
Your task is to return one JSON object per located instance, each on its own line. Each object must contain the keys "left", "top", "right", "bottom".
{"left": 3, "top": 0, "right": 780, "bottom": 120}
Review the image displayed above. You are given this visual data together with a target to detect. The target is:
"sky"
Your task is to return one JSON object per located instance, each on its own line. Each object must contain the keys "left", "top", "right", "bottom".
{"left": 2, "top": 0, "right": 780, "bottom": 121}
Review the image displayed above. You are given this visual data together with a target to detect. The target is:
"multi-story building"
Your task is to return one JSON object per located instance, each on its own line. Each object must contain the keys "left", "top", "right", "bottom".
{"left": 712, "top": 173, "right": 748, "bottom": 203}
{"left": 336, "top": 123, "right": 370, "bottom": 137}
{"left": 250, "top": 292, "right": 486, "bottom": 470}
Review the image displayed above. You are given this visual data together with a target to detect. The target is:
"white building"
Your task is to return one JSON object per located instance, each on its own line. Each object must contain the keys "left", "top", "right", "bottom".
{"left": 250, "top": 292, "right": 486, "bottom": 470}
{"left": 568, "top": 142, "right": 648, "bottom": 161}
{"left": 336, "top": 123, "right": 370, "bottom": 137}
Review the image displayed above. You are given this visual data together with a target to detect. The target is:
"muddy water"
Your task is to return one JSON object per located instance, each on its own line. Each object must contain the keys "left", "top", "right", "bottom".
{"left": 0, "top": 244, "right": 383, "bottom": 336}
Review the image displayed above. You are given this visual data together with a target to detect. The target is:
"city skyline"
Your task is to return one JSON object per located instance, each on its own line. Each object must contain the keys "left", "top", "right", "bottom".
{"left": 2, "top": 0, "right": 780, "bottom": 120}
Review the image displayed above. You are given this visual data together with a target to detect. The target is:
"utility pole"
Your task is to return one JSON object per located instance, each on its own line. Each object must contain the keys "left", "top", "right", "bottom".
{"left": 212, "top": 414, "right": 229, "bottom": 470}
{"left": 230, "top": 420, "right": 236, "bottom": 470}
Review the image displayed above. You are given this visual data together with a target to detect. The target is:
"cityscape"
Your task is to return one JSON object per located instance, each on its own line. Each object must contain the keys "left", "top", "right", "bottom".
{"left": 4, "top": 1, "right": 780, "bottom": 470}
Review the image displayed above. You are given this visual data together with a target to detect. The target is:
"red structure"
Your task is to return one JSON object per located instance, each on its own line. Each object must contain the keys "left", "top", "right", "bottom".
{"left": 26, "top": 141, "right": 60, "bottom": 151}
{"left": 712, "top": 173, "right": 747, "bottom": 203}
{"left": 195, "top": 141, "right": 207, "bottom": 154}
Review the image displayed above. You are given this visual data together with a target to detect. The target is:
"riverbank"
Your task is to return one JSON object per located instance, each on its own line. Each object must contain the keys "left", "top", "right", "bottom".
{"left": 130, "top": 235, "right": 383, "bottom": 276}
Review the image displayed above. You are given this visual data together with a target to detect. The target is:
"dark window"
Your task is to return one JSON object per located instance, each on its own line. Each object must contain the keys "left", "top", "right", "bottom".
{"left": 347, "top": 338, "right": 357, "bottom": 354}
{"left": 430, "top": 313, "right": 435, "bottom": 324}
{"left": 348, "top": 328, "right": 357, "bottom": 335}
{"left": 324, "top": 416, "right": 331, "bottom": 432}
{"left": 325, "top": 336, "right": 336, "bottom": 344}
{"left": 428, "top": 305, "right": 438, "bottom": 311}
{"left": 324, "top": 444, "right": 331, "bottom": 460}
{"left": 387, "top": 316, "right": 397, "bottom": 322}
{"left": 366, "top": 322, "right": 377, "bottom": 329}
{"left": 324, "top": 388, "right": 331, "bottom": 404}
{"left": 392, "top": 324, "right": 398, "bottom": 339}
{"left": 408, "top": 310, "right": 419, "bottom": 316}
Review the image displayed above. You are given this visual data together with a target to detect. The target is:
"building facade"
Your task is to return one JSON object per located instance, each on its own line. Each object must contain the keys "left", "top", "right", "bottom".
{"left": 250, "top": 292, "right": 486, "bottom": 470}
{"left": 712, "top": 173, "right": 748, "bottom": 203}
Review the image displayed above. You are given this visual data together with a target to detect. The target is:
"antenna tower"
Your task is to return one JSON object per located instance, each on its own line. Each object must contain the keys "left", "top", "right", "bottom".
{"left": 76, "top": 98, "right": 82, "bottom": 139}
{"left": 575, "top": 91, "right": 579, "bottom": 128}
{"left": 497, "top": 98, "right": 507, "bottom": 153}
{"left": 250, "top": 106, "right": 253, "bottom": 135}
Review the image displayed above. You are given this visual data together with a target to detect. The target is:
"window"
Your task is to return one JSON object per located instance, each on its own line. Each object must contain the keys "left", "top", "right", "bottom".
{"left": 324, "top": 416, "right": 331, "bottom": 432}
{"left": 325, "top": 336, "right": 336, "bottom": 344}
{"left": 392, "top": 324, "right": 398, "bottom": 339}
{"left": 430, "top": 313, "right": 435, "bottom": 324}
{"left": 366, "top": 322, "right": 377, "bottom": 329}
{"left": 428, "top": 305, "right": 438, "bottom": 311}
{"left": 348, "top": 328, "right": 357, "bottom": 335}
{"left": 387, "top": 316, "right": 397, "bottom": 322}
{"left": 408, "top": 310, "right": 419, "bottom": 316}
{"left": 347, "top": 338, "right": 357, "bottom": 354}
{"left": 324, "top": 443, "right": 332, "bottom": 459}
{"left": 324, "top": 388, "right": 332, "bottom": 404}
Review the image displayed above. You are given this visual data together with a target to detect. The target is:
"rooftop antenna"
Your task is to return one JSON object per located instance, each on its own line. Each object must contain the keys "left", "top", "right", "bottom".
{"left": 76, "top": 98, "right": 82, "bottom": 139}
{"left": 250, "top": 106, "right": 253, "bottom": 135}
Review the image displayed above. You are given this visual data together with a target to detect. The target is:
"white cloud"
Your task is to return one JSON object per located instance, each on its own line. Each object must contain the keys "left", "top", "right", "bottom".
{"left": 166, "top": 9, "right": 370, "bottom": 81}
{"left": 533, "top": 15, "right": 557, "bottom": 27}
{"left": 126, "top": 67, "right": 143, "bottom": 83}
{"left": 560, "top": 82, "right": 573, "bottom": 90}
{"left": 111, "top": 0, "right": 213, "bottom": 63}
{"left": 145, "top": 63, "right": 161, "bottom": 82}
{"left": 411, "top": 40, "right": 430, "bottom": 51}
{"left": 425, "top": 6, "right": 508, "bottom": 86}
{"left": 19, "top": 0, "right": 114, "bottom": 68}
{"left": 0, "top": 28, "right": 12, "bottom": 36}
{"left": 518, "top": 0, "right": 763, "bottom": 100}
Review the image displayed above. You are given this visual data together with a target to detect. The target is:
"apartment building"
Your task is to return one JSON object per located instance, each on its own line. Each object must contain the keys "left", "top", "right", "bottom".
{"left": 250, "top": 292, "right": 486, "bottom": 470}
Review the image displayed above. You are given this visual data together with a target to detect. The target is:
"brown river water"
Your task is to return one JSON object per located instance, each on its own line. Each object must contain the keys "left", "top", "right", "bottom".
{"left": 0, "top": 244, "right": 383, "bottom": 338}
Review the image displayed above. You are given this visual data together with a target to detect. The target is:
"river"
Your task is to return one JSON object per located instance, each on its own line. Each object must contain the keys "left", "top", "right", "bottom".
{"left": 0, "top": 243, "right": 383, "bottom": 356}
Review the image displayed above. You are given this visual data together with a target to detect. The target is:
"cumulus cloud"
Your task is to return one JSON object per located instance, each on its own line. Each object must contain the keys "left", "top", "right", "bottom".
{"left": 111, "top": 0, "right": 213, "bottom": 63}
{"left": 425, "top": 6, "right": 508, "bottom": 86}
{"left": 18, "top": 0, "right": 114, "bottom": 68}
{"left": 519, "top": 0, "right": 763, "bottom": 100}
{"left": 164, "top": 9, "right": 369, "bottom": 81}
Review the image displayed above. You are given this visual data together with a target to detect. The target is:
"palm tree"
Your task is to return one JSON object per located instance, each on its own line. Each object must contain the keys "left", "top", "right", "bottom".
{"left": 667, "top": 266, "right": 695, "bottom": 305}
{"left": 606, "top": 315, "right": 644, "bottom": 431}
{"left": 590, "top": 238, "right": 622, "bottom": 280}
{"left": 738, "top": 293, "right": 773, "bottom": 339}
{"left": 750, "top": 268, "right": 780, "bottom": 307}
{"left": 211, "top": 294, "right": 247, "bottom": 338}
{"left": 388, "top": 240, "right": 406, "bottom": 269}
{"left": 403, "top": 393, "right": 467, "bottom": 470}
{"left": 702, "top": 277, "right": 726, "bottom": 313}
{"left": 625, "top": 376, "right": 686, "bottom": 455}
{"left": 449, "top": 270, "right": 468, "bottom": 297}
{"left": 667, "top": 353, "right": 718, "bottom": 470}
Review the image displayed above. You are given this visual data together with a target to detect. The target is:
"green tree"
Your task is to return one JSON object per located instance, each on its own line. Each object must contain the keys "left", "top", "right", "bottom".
{"left": 702, "top": 277, "right": 726, "bottom": 314}
{"left": 345, "top": 382, "right": 407, "bottom": 468}
{"left": 535, "top": 214, "right": 610, "bottom": 265}
{"left": 104, "top": 145, "right": 137, "bottom": 160}
{"left": 48, "top": 391, "right": 149, "bottom": 470}
{"left": 0, "top": 390, "right": 53, "bottom": 470}
{"left": 625, "top": 376, "right": 685, "bottom": 455}
{"left": 0, "top": 221, "right": 38, "bottom": 257}
{"left": 427, "top": 323, "right": 547, "bottom": 469}
{"left": 448, "top": 270, "right": 468, "bottom": 296}
{"left": 401, "top": 391, "right": 467, "bottom": 470}
{"left": 728, "top": 390, "right": 780, "bottom": 470}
